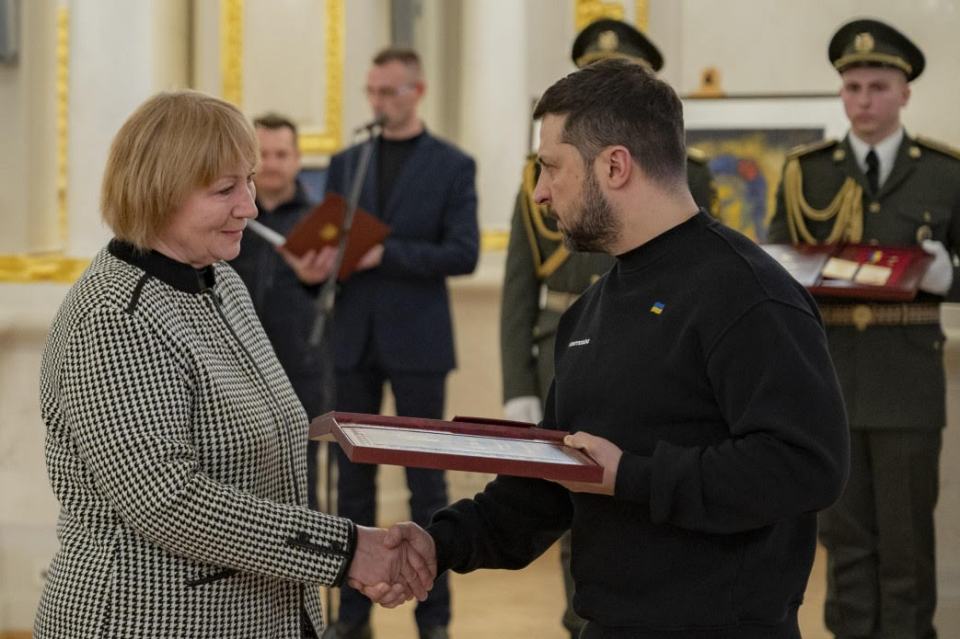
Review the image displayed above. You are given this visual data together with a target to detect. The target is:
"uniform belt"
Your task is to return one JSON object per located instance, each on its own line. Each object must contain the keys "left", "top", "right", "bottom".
{"left": 819, "top": 303, "right": 941, "bottom": 331}
{"left": 542, "top": 289, "right": 581, "bottom": 313}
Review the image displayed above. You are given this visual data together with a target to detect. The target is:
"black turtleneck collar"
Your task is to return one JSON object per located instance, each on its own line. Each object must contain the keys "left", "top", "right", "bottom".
{"left": 616, "top": 209, "right": 709, "bottom": 273}
{"left": 108, "top": 239, "right": 216, "bottom": 294}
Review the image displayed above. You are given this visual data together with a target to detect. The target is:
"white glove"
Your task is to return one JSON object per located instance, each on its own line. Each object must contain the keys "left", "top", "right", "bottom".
{"left": 919, "top": 239, "right": 953, "bottom": 295}
{"left": 503, "top": 396, "right": 543, "bottom": 424}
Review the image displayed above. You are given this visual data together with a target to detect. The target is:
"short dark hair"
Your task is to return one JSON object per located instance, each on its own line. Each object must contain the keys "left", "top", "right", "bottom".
{"left": 253, "top": 112, "right": 298, "bottom": 143}
{"left": 372, "top": 47, "right": 422, "bottom": 76}
{"left": 533, "top": 58, "right": 686, "bottom": 187}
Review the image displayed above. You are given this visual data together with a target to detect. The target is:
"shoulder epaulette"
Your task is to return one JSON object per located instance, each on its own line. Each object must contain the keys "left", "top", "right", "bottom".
{"left": 687, "top": 146, "right": 708, "bottom": 164}
{"left": 786, "top": 138, "right": 839, "bottom": 159}
{"left": 914, "top": 135, "right": 960, "bottom": 161}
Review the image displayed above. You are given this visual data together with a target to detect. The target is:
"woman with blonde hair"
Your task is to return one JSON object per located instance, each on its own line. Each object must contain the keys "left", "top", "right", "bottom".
{"left": 35, "top": 90, "right": 431, "bottom": 638}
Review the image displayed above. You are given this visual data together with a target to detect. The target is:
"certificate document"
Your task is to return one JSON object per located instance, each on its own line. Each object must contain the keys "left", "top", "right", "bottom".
{"left": 310, "top": 411, "right": 603, "bottom": 483}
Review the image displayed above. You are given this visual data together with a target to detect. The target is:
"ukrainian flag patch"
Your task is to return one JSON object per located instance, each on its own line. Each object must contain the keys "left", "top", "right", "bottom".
{"left": 650, "top": 301, "right": 665, "bottom": 315}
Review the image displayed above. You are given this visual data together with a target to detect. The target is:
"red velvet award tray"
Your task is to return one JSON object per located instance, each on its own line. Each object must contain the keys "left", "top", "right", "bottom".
{"left": 762, "top": 243, "right": 933, "bottom": 302}
{"left": 309, "top": 411, "right": 603, "bottom": 483}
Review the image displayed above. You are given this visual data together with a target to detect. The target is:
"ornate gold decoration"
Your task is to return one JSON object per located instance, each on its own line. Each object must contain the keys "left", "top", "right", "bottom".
{"left": 1, "top": 7, "right": 81, "bottom": 283}
{"left": 869, "top": 202, "right": 881, "bottom": 213}
{"left": 634, "top": 0, "right": 648, "bottom": 32}
{"left": 854, "top": 32, "right": 875, "bottom": 53}
{"left": 782, "top": 157, "right": 864, "bottom": 245}
{"left": 909, "top": 145, "right": 922, "bottom": 159}
{"left": 220, "top": 0, "right": 342, "bottom": 153}
{"left": 574, "top": 1, "right": 624, "bottom": 32}
{"left": 691, "top": 67, "right": 723, "bottom": 98}
{"left": 220, "top": 0, "right": 243, "bottom": 105}
{"left": 833, "top": 147, "right": 846, "bottom": 162}
{"left": 299, "top": 0, "right": 344, "bottom": 154}
{"left": 0, "top": 254, "right": 90, "bottom": 284}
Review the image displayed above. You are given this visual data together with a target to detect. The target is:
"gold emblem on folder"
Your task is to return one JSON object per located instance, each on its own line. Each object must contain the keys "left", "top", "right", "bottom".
{"left": 319, "top": 223, "right": 339, "bottom": 242}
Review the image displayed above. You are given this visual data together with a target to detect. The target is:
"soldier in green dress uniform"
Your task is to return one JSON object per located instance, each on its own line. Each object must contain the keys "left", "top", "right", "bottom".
{"left": 768, "top": 18, "right": 960, "bottom": 639}
{"left": 498, "top": 18, "right": 717, "bottom": 639}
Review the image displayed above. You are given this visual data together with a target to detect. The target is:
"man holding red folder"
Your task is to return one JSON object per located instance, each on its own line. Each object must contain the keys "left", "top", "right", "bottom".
{"left": 230, "top": 113, "right": 337, "bottom": 512}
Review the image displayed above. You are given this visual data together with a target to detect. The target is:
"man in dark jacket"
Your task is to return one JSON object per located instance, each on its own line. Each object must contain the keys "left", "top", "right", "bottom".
{"left": 230, "top": 113, "right": 335, "bottom": 512}
{"left": 378, "top": 59, "right": 849, "bottom": 639}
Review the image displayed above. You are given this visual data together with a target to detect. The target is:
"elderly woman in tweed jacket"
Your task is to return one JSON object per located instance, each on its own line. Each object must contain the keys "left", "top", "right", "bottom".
{"left": 35, "top": 91, "right": 433, "bottom": 638}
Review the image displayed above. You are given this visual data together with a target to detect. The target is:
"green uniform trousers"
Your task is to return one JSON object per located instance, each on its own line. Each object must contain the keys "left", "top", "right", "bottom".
{"left": 819, "top": 429, "right": 941, "bottom": 639}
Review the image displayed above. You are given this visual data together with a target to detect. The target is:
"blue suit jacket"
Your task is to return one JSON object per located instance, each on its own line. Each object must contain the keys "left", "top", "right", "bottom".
{"left": 325, "top": 130, "right": 479, "bottom": 373}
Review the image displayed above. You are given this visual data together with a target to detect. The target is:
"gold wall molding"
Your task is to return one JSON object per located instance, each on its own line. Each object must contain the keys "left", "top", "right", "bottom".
{"left": 300, "top": 0, "right": 343, "bottom": 155}
{"left": 56, "top": 5, "right": 70, "bottom": 248}
{"left": 220, "top": 0, "right": 244, "bottom": 105}
{"left": 0, "top": 7, "right": 77, "bottom": 283}
{"left": 635, "top": 0, "right": 648, "bottom": 32}
{"left": 481, "top": 229, "right": 509, "bottom": 252}
{"left": 575, "top": 0, "right": 625, "bottom": 31}
{"left": 574, "top": 1, "right": 648, "bottom": 32}
{"left": 221, "top": 0, "right": 343, "bottom": 155}
{"left": 0, "top": 254, "right": 90, "bottom": 284}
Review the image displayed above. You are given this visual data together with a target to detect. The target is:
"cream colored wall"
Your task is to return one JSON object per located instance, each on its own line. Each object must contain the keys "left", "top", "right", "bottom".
{"left": 660, "top": 1, "right": 960, "bottom": 144}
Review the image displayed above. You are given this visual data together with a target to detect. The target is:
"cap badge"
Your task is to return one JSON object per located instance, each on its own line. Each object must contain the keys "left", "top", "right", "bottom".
{"left": 598, "top": 30, "right": 619, "bottom": 52}
{"left": 854, "top": 32, "right": 875, "bottom": 53}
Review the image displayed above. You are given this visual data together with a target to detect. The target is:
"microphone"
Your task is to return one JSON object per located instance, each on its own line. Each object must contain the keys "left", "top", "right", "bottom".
{"left": 353, "top": 114, "right": 387, "bottom": 134}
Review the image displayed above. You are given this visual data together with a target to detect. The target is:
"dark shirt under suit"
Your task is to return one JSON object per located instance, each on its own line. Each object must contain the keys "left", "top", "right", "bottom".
{"left": 429, "top": 211, "right": 849, "bottom": 638}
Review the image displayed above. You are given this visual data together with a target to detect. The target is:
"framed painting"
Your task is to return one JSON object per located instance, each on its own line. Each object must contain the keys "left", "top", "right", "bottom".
{"left": 683, "top": 94, "right": 849, "bottom": 242}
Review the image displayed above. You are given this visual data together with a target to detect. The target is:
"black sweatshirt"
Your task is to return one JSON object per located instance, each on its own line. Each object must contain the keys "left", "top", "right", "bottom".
{"left": 429, "top": 211, "right": 849, "bottom": 638}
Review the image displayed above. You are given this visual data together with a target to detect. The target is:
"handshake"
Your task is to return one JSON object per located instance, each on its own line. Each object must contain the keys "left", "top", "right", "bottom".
{"left": 347, "top": 522, "right": 438, "bottom": 608}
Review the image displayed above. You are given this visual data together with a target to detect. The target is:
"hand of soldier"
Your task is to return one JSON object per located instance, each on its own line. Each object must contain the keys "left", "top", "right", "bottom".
{"left": 919, "top": 239, "right": 953, "bottom": 295}
{"left": 279, "top": 245, "right": 338, "bottom": 285}
{"left": 503, "top": 396, "right": 543, "bottom": 424}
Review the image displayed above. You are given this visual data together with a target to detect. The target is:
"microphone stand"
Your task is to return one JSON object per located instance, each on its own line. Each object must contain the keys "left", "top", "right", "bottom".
{"left": 309, "top": 119, "right": 381, "bottom": 625}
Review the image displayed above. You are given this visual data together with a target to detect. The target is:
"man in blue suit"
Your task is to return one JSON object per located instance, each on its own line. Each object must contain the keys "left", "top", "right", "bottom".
{"left": 323, "top": 47, "right": 479, "bottom": 639}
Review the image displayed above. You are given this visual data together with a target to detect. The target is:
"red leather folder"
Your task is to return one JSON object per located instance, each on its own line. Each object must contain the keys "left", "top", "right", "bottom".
{"left": 283, "top": 193, "right": 390, "bottom": 280}
{"left": 762, "top": 243, "right": 934, "bottom": 302}
{"left": 309, "top": 411, "right": 603, "bottom": 483}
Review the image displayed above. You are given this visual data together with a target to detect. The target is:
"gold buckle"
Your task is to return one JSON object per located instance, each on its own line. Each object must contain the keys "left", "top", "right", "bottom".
{"left": 852, "top": 304, "right": 873, "bottom": 331}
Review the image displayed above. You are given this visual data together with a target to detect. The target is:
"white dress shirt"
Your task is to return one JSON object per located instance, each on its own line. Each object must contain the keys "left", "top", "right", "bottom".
{"left": 848, "top": 128, "right": 903, "bottom": 190}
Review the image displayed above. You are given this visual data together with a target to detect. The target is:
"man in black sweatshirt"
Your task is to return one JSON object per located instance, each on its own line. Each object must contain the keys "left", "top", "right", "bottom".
{"left": 370, "top": 59, "right": 850, "bottom": 639}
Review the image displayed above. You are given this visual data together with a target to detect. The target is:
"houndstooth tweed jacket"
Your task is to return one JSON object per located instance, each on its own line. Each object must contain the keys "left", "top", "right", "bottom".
{"left": 35, "top": 241, "right": 354, "bottom": 638}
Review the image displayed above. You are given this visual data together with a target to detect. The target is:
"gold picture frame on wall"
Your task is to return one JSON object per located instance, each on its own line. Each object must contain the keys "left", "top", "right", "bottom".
{"left": 220, "top": 0, "right": 344, "bottom": 155}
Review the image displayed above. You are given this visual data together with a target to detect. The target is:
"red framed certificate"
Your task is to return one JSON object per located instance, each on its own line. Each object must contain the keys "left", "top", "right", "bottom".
{"left": 309, "top": 411, "right": 603, "bottom": 483}
{"left": 762, "top": 243, "right": 933, "bottom": 302}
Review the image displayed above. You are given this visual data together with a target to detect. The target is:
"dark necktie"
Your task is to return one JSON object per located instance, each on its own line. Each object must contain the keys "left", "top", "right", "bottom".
{"left": 865, "top": 148, "right": 880, "bottom": 194}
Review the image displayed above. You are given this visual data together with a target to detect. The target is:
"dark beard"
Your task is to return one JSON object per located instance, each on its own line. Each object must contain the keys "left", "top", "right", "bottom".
{"left": 560, "top": 171, "right": 620, "bottom": 253}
